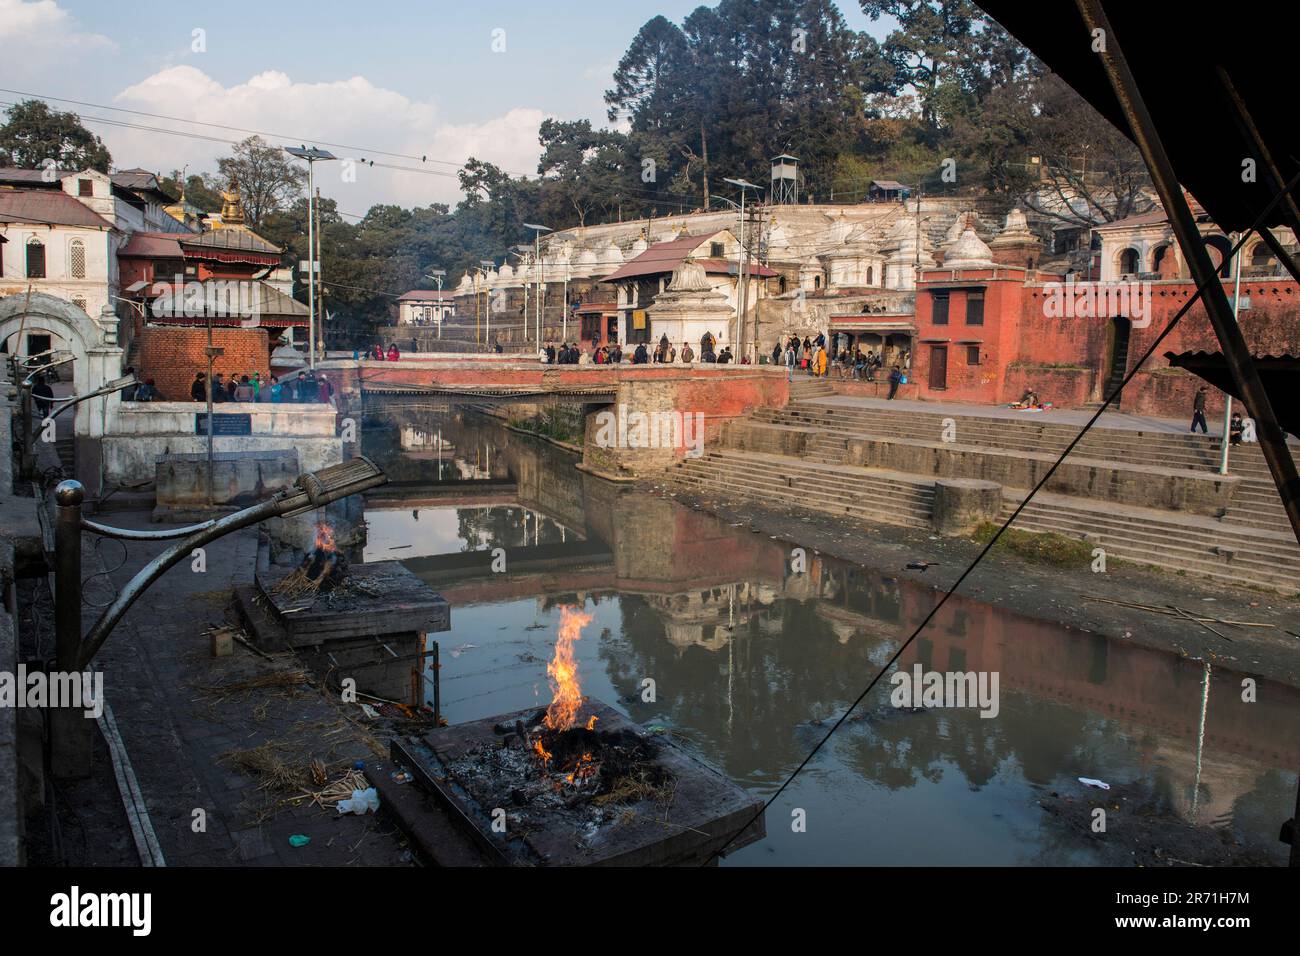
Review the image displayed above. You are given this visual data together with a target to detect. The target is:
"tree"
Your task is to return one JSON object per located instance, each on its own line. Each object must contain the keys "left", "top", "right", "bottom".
{"left": 536, "top": 119, "right": 628, "bottom": 226}
{"left": 159, "top": 171, "right": 225, "bottom": 213}
{"left": 0, "top": 100, "right": 111, "bottom": 172}
{"left": 860, "top": 0, "right": 988, "bottom": 134}
{"left": 216, "top": 136, "right": 306, "bottom": 227}
{"left": 1016, "top": 73, "right": 1155, "bottom": 227}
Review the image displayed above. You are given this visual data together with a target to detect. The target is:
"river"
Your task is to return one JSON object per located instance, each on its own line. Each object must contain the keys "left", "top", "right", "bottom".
{"left": 355, "top": 402, "right": 1297, "bottom": 866}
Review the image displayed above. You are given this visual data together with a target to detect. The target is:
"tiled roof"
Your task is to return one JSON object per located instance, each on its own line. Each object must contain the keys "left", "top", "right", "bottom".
{"left": 0, "top": 188, "right": 113, "bottom": 228}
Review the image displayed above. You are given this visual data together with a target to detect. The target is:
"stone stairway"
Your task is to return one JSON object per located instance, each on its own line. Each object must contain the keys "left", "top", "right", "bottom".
{"left": 1001, "top": 492, "right": 1300, "bottom": 593}
{"left": 674, "top": 449, "right": 936, "bottom": 529}
{"left": 669, "top": 397, "right": 1300, "bottom": 593}
{"left": 751, "top": 401, "right": 1288, "bottom": 532}
{"left": 787, "top": 377, "right": 836, "bottom": 401}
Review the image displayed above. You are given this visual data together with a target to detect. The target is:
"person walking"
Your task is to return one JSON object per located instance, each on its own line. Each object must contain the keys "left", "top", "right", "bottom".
{"left": 1191, "top": 386, "right": 1209, "bottom": 433}
{"left": 784, "top": 343, "right": 796, "bottom": 382}
{"left": 269, "top": 375, "right": 283, "bottom": 403}
{"left": 887, "top": 365, "right": 902, "bottom": 400}
{"left": 681, "top": 342, "right": 694, "bottom": 364}
{"left": 32, "top": 373, "right": 54, "bottom": 419}
{"left": 190, "top": 372, "right": 207, "bottom": 402}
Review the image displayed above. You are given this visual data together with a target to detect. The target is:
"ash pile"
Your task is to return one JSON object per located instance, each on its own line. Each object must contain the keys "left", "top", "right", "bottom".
{"left": 451, "top": 705, "right": 677, "bottom": 836}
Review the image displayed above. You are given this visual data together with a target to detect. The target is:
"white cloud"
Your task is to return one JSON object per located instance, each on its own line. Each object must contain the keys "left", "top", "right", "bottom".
{"left": 105, "top": 66, "right": 547, "bottom": 212}
{"left": 0, "top": 0, "right": 114, "bottom": 49}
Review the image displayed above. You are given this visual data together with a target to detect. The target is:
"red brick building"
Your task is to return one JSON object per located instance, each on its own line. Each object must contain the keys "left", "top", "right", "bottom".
{"left": 908, "top": 216, "right": 1300, "bottom": 421}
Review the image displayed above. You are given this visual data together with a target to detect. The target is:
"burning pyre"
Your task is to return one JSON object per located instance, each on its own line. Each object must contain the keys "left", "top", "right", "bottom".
{"left": 272, "top": 522, "right": 350, "bottom": 599}
{"left": 443, "top": 605, "right": 675, "bottom": 833}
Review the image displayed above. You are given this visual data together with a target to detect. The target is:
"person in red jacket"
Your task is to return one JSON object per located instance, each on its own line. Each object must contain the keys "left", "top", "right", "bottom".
{"left": 387, "top": 343, "right": 400, "bottom": 361}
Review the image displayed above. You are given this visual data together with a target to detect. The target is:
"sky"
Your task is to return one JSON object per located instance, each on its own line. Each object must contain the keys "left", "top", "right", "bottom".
{"left": 0, "top": 0, "right": 892, "bottom": 215}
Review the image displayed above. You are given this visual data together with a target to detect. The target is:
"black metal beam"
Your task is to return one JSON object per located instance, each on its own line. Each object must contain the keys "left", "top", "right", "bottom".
{"left": 1074, "top": 0, "right": 1300, "bottom": 552}
{"left": 1075, "top": 0, "right": 1300, "bottom": 868}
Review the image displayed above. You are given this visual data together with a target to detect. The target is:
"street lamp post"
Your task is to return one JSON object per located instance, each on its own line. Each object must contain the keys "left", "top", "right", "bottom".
{"left": 284, "top": 146, "right": 337, "bottom": 369}
{"left": 524, "top": 224, "right": 551, "bottom": 345}
{"left": 722, "top": 178, "right": 761, "bottom": 359}
{"left": 479, "top": 260, "right": 495, "bottom": 349}
{"left": 426, "top": 269, "right": 446, "bottom": 339}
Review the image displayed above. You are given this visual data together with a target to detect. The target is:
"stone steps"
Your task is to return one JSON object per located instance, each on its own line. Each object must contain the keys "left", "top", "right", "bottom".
{"left": 1000, "top": 498, "right": 1300, "bottom": 592}
{"left": 758, "top": 405, "right": 1273, "bottom": 474}
{"left": 674, "top": 451, "right": 934, "bottom": 528}
{"left": 752, "top": 404, "right": 1286, "bottom": 528}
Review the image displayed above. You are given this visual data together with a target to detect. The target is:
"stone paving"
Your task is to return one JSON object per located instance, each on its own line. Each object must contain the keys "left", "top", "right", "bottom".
{"left": 811, "top": 394, "right": 1227, "bottom": 436}
{"left": 81, "top": 509, "right": 414, "bottom": 867}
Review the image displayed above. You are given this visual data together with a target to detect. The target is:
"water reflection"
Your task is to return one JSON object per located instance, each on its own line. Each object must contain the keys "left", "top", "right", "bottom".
{"left": 356, "top": 403, "right": 1298, "bottom": 866}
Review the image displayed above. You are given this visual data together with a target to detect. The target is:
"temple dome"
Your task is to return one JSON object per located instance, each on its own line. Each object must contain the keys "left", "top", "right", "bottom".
{"left": 668, "top": 259, "right": 712, "bottom": 292}
{"left": 944, "top": 228, "right": 994, "bottom": 268}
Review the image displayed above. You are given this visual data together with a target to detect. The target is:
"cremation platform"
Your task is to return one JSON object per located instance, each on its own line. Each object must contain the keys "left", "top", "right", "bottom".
{"left": 380, "top": 699, "right": 765, "bottom": 866}
{"left": 235, "top": 560, "right": 450, "bottom": 649}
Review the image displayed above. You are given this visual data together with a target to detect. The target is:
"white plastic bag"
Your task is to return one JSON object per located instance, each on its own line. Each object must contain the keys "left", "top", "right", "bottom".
{"left": 337, "top": 787, "right": 380, "bottom": 814}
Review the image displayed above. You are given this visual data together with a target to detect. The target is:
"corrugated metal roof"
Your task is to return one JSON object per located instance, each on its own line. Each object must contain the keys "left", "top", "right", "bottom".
{"left": 603, "top": 232, "right": 778, "bottom": 282}
{"left": 601, "top": 232, "right": 721, "bottom": 282}
{"left": 119, "top": 233, "right": 185, "bottom": 258}
{"left": 398, "top": 289, "right": 455, "bottom": 301}
{"left": 182, "top": 227, "right": 281, "bottom": 255}
{"left": 0, "top": 188, "right": 114, "bottom": 228}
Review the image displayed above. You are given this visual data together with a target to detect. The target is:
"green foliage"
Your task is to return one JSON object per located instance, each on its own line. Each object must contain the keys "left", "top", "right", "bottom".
{"left": 0, "top": 100, "right": 112, "bottom": 172}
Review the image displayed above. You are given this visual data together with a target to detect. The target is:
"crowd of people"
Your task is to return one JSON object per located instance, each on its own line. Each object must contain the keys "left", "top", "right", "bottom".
{"left": 187, "top": 369, "right": 335, "bottom": 405}
{"left": 536, "top": 334, "right": 731, "bottom": 366}
{"left": 773, "top": 333, "right": 908, "bottom": 399}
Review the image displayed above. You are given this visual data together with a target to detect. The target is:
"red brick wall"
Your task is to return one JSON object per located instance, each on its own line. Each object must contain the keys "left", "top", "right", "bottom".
{"left": 912, "top": 272, "right": 1300, "bottom": 419}
{"left": 137, "top": 326, "right": 270, "bottom": 402}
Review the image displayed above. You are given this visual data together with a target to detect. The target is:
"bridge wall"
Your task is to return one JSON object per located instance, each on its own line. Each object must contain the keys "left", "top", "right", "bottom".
{"left": 331, "top": 358, "right": 789, "bottom": 479}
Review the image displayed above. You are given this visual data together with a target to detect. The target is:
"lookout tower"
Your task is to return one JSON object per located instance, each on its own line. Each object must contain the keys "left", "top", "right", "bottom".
{"left": 771, "top": 154, "right": 799, "bottom": 206}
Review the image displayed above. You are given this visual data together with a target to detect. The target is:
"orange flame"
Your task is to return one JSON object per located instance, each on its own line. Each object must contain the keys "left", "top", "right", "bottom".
{"left": 532, "top": 738, "right": 552, "bottom": 764}
{"left": 585, "top": 715, "right": 599, "bottom": 731}
{"left": 313, "top": 522, "right": 337, "bottom": 554}
{"left": 565, "top": 752, "right": 596, "bottom": 785}
{"left": 544, "top": 605, "right": 593, "bottom": 732}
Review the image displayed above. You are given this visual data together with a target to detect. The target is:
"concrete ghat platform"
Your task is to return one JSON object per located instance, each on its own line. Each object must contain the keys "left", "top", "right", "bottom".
{"left": 385, "top": 700, "right": 765, "bottom": 866}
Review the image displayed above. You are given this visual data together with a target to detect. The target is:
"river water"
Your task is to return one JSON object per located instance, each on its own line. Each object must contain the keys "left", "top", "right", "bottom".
{"left": 356, "top": 403, "right": 1297, "bottom": 866}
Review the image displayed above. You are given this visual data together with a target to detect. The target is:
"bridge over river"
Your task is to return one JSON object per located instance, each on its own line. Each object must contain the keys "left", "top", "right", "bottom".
{"left": 322, "top": 355, "right": 788, "bottom": 479}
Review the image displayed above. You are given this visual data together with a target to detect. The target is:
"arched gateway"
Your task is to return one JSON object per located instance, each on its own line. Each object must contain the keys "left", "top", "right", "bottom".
{"left": 0, "top": 291, "right": 125, "bottom": 477}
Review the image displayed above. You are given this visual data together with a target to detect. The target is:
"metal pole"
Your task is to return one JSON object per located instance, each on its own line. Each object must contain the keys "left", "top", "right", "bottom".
{"left": 1220, "top": 236, "right": 1243, "bottom": 475}
{"left": 431, "top": 639, "right": 441, "bottom": 726}
{"left": 1076, "top": 0, "right": 1300, "bottom": 551}
{"left": 52, "top": 480, "right": 91, "bottom": 778}
{"left": 736, "top": 187, "right": 746, "bottom": 355}
{"left": 206, "top": 313, "right": 215, "bottom": 508}
{"left": 307, "top": 158, "right": 316, "bottom": 370}
{"left": 315, "top": 185, "right": 324, "bottom": 360}
{"left": 535, "top": 234, "right": 541, "bottom": 344}
{"left": 563, "top": 264, "right": 569, "bottom": 343}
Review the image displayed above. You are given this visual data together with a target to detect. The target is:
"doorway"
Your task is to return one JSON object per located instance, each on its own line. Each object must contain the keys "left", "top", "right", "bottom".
{"left": 928, "top": 345, "right": 948, "bottom": 390}
{"left": 1103, "top": 316, "right": 1131, "bottom": 405}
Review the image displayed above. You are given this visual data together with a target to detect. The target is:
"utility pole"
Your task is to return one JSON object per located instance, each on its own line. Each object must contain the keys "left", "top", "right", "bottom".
{"left": 524, "top": 224, "right": 551, "bottom": 345}
{"left": 284, "top": 147, "right": 337, "bottom": 370}
{"left": 315, "top": 186, "right": 324, "bottom": 359}
{"left": 723, "top": 178, "right": 761, "bottom": 358}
